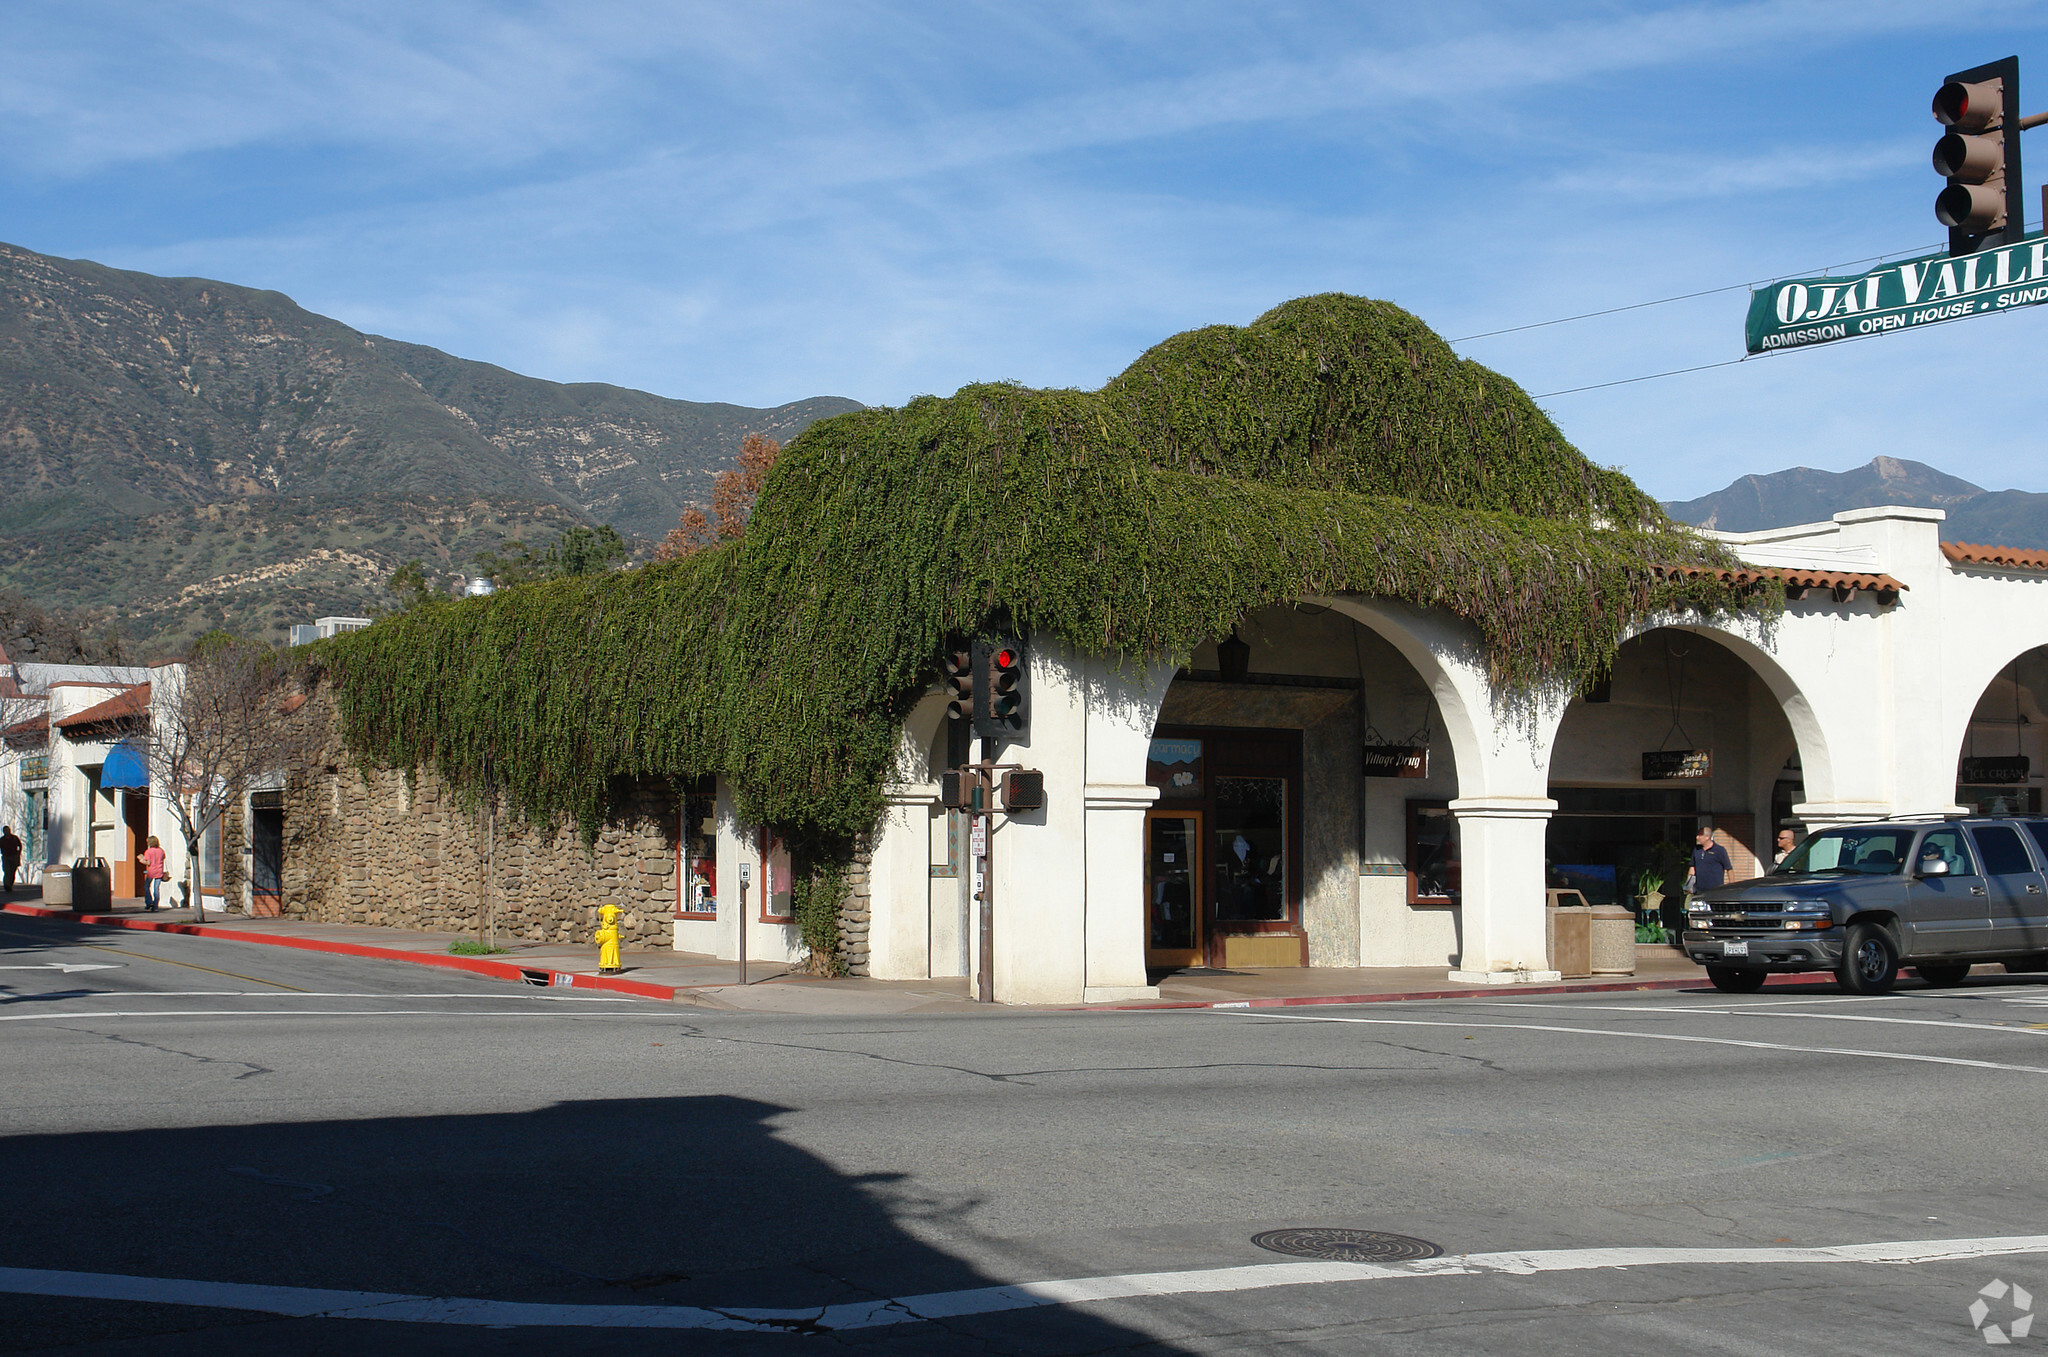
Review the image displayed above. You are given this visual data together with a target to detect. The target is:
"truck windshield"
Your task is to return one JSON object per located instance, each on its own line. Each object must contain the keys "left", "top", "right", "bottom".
{"left": 1779, "top": 827, "right": 1913, "bottom": 876}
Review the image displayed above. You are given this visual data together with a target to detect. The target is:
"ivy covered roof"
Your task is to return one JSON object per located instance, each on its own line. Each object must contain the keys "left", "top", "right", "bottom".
{"left": 321, "top": 294, "right": 1765, "bottom": 841}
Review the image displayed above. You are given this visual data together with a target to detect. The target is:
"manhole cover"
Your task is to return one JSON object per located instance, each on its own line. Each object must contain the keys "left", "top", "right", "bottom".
{"left": 1250, "top": 1228, "right": 1443, "bottom": 1263}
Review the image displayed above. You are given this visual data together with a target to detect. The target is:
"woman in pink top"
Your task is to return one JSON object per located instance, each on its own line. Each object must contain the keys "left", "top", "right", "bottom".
{"left": 142, "top": 835, "right": 167, "bottom": 911}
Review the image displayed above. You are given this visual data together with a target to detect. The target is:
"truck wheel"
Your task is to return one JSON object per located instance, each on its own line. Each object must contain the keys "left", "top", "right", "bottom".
{"left": 1706, "top": 966, "right": 1768, "bottom": 993}
{"left": 1837, "top": 924, "right": 1898, "bottom": 994}
{"left": 1915, "top": 962, "right": 1972, "bottom": 987}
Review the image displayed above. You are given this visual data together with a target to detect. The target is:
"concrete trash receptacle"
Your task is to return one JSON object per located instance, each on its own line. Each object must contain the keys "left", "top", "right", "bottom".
{"left": 69, "top": 858, "right": 111, "bottom": 912}
{"left": 1589, "top": 906, "right": 1637, "bottom": 975}
{"left": 1545, "top": 889, "right": 1593, "bottom": 979}
{"left": 42, "top": 865, "right": 72, "bottom": 906}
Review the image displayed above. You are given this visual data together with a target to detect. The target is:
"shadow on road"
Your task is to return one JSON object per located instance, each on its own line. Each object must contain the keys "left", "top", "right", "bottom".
{"left": 0, "top": 1094, "right": 1182, "bottom": 1355}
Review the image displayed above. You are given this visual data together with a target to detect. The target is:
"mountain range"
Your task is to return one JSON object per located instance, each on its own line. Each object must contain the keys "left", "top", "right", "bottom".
{"left": 1663, "top": 456, "right": 2048, "bottom": 548}
{"left": 0, "top": 240, "right": 859, "bottom": 652}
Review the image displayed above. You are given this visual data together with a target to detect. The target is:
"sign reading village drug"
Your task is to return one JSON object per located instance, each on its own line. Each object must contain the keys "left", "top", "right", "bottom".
{"left": 1746, "top": 231, "right": 2048, "bottom": 355}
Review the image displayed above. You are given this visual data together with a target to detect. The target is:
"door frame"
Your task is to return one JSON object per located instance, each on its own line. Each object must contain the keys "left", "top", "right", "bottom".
{"left": 1144, "top": 807, "right": 1204, "bottom": 970}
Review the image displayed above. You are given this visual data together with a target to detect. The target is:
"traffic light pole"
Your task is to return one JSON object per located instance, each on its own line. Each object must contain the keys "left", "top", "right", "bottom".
{"left": 975, "top": 735, "right": 996, "bottom": 1003}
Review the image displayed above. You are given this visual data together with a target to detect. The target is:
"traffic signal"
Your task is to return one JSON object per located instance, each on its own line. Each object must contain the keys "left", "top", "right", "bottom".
{"left": 940, "top": 767, "right": 992, "bottom": 811}
{"left": 1000, "top": 770, "right": 1045, "bottom": 812}
{"left": 972, "top": 635, "right": 1030, "bottom": 741}
{"left": 942, "top": 644, "right": 974, "bottom": 723}
{"left": 1933, "top": 57, "right": 2025, "bottom": 256}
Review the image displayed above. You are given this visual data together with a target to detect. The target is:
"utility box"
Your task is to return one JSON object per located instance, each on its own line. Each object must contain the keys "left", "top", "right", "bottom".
{"left": 69, "top": 858, "right": 111, "bottom": 912}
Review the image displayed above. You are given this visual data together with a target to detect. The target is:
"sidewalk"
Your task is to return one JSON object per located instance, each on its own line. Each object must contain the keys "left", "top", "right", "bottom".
{"left": 0, "top": 891, "right": 1767, "bottom": 1013}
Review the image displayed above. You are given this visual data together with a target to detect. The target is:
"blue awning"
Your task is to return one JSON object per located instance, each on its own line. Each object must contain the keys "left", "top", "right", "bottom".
{"left": 101, "top": 740, "right": 149, "bottom": 790}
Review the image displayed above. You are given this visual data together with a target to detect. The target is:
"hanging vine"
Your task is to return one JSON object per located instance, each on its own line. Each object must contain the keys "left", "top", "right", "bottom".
{"left": 312, "top": 293, "right": 1774, "bottom": 848}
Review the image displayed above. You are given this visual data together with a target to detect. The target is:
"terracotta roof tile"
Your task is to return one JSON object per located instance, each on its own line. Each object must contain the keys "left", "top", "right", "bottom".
{"left": 1654, "top": 564, "right": 1906, "bottom": 599}
{"left": 1942, "top": 541, "right": 2048, "bottom": 571}
{"left": 55, "top": 683, "right": 149, "bottom": 732}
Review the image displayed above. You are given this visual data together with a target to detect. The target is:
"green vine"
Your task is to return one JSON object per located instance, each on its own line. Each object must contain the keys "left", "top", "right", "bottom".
{"left": 790, "top": 859, "right": 850, "bottom": 976}
{"left": 316, "top": 294, "right": 1771, "bottom": 847}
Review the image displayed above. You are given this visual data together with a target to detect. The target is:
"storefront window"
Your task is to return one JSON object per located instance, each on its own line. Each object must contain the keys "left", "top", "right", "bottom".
{"left": 200, "top": 821, "right": 222, "bottom": 892}
{"left": 762, "top": 833, "right": 793, "bottom": 921}
{"left": 1212, "top": 776, "right": 1285, "bottom": 921}
{"left": 1407, "top": 800, "right": 1460, "bottom": 904}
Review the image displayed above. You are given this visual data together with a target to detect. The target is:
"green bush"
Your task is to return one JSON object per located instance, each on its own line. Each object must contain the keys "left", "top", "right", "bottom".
{"left": 319, "top": 295, "right": 1771, "bottom": 854}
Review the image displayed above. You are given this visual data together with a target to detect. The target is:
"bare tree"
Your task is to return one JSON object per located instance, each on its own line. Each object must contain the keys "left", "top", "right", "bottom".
{"left": 146, "top": 637, "right": 324, "bottom": 921}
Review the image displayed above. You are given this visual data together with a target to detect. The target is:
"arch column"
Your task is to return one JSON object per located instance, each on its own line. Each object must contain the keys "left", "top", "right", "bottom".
{"left": 1446, "top": 796, "right": 1561, "bottom": 982}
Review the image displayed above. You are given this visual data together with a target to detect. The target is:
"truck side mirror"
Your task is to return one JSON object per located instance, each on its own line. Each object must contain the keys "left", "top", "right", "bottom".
{"left": 1917, "top": 857, "right": 1951, "bottom": 877}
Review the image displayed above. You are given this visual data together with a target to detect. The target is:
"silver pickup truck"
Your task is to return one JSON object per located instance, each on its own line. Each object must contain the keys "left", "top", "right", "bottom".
{"left": 1682, "top": 816, "right": 2048, "bottom": 994}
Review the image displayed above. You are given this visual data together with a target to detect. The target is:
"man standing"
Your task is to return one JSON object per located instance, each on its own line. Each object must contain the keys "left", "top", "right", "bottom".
{"left": 1773, "top": 827, "right": 1798, "bottom": 870}
{"left": 1690, "top": 825, "right": 1733, "bottom": 895}
{"left": 0, "top": 825, "right": 20, "bottom": 894}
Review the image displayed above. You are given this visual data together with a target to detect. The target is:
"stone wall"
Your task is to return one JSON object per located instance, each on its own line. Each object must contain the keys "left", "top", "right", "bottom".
{"left": 278, "top": 697, "right": 685, "bottom": 951}
{"left": 835, "top": 835, "right": 873, "bottom": 975}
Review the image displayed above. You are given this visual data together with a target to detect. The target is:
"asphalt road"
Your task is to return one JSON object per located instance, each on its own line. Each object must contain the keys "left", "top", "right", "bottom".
{"left": 6, "top": 912, "right": 2048, "bottom": 1355}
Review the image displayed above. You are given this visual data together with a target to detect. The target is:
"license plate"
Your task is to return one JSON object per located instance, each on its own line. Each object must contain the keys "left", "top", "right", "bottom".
{"left": 1723, "top": 940, "right": 1750, "bottom": 957}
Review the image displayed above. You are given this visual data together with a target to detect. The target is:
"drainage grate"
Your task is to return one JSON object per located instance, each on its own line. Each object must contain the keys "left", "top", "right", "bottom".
{"left": 1250, "top": 1228, "right": 1443, "bottom": 1263}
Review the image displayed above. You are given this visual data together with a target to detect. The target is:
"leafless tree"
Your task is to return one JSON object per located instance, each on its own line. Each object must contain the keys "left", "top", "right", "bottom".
{"left": 146, "top": 638, "right": 324, "bottom": 921}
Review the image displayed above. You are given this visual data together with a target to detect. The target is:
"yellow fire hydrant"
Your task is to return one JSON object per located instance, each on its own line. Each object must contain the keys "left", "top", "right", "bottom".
{"left": 596, "top": 904, "right": 623, "bottom": 975}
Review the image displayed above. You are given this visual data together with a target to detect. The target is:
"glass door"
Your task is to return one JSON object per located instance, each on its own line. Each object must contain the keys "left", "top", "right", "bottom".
{"left": 1145, "top": 810, "right": 1202, "bottom": 969}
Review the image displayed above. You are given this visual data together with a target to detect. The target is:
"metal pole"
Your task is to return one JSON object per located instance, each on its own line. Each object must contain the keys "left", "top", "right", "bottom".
{"left": 975, "top": 737, "right": 995, "bottom": 1003}
{"left": 738, "top": 852, "right": 749, "bottom": 987}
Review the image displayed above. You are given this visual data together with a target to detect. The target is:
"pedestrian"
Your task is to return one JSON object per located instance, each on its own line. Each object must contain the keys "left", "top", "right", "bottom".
{"left": 1688, "top": 824, "right": 1733, "bottom": 894}
{"left": 0, "top": 825, "right": 19, "bottom": 894}
{"left": 1773, "top": 827, "right": 1797, "bottom": 870}
{"left": 141, "top": 835, "right": 166, "bottom": 911}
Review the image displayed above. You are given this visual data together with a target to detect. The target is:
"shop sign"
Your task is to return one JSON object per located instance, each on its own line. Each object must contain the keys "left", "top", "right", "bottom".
{"left": 1146, "top": 738, "right": 1205, "bottom": 798}
{"left": 1361, "top": 745, "right": 1428, "bottom": 778}
{"left": 1746, "top": 231, "right": 2048, "bottom": 355}
{"left": 18, "top": 755, "right": 48, "bottom": 783}
{"left": 1961, "top": 756, "right": 2031, "bottom": 785}
{"left": 1642, "top": 749, "right": 1712, "bottom": 781}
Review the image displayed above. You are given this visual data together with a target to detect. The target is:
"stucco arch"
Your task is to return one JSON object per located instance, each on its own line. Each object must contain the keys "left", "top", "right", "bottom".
{"left": 1939, "top": 625, "right": 2048, "bottom": 805}
{"left": 1654, "top": 619, "right": 1839, "bottom": 808}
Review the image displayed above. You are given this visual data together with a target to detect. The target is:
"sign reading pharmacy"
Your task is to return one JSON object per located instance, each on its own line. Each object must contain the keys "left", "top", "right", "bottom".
{"left": 1746, "top": 231, "right": 2048, "bottom": 355}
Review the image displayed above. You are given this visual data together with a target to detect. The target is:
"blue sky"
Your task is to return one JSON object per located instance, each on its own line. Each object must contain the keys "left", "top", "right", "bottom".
{"left": 7, "top": 1, "right": 2048, "bottom": 502}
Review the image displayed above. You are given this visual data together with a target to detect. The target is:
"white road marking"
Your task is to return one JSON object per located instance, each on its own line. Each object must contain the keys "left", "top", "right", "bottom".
{"left": 1219, "top": 1009, "right": 2048, "bottom": 1075}
{"left": 0, "top": 963, "right": 120, "bottom": 972}
{"left": 0, "top": 1009, "right": 672, "bottom": 1022}
{"left": 0, "top": 991, "right": 639, "bottom": 1003}
{"left": 4, "top": 1235, "right": 2045, "bottom": 1331}
{"left": 1473, "top": 1001, "right": 2047, "bottom": 1038}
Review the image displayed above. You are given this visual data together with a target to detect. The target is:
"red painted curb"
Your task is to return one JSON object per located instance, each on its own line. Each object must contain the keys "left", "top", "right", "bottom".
{"left": 0, "top": 902, "right": 681, "bottom": 1002}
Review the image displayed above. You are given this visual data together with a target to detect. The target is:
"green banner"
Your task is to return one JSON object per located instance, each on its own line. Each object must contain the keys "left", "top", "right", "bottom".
{"left": 1746, "top": 231, "right": 2048, "bottom": 355}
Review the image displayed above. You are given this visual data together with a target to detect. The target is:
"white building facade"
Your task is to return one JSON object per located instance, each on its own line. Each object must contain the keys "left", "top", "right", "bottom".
{"left": 681, "top": 505, "right": 2048, "bottom": 1003}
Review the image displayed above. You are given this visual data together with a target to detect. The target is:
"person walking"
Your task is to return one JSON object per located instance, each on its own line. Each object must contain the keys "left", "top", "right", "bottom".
{"left": 0, "top": 825, "right": 20, "bottom": 894}
{"left": 141, "top": 835, "right": 167, "bottom": 911}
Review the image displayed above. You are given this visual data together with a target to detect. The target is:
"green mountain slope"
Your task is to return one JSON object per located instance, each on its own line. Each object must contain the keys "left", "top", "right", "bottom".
{"left": 0, "top": 240, "right": 860, "bottom": 652}
{"left": 1664, "top": 455, "right": 2048, "bottom": 548}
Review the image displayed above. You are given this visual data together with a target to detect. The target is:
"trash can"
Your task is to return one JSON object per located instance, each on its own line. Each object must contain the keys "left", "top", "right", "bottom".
{"left": 1590, "top": 906, "right": 1637, "bottom": 975}
{"left": 42, "top": 864, "right": 72, "bottom": 907}
{"left": 69, "top": 858, "right": 111, "bottom": 913}
{"left": 1545, "top": 889, "right": 1593, "bottom": 979}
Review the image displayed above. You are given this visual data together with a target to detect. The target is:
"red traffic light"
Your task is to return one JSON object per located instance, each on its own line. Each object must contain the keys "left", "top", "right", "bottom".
{"left": 1934, "top": 78, "right": 2001, "bottom": 130}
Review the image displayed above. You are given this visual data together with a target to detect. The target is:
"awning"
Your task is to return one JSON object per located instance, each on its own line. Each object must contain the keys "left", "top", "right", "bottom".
{"left": 101, "top": 740, "right": 149, "bottom": 790}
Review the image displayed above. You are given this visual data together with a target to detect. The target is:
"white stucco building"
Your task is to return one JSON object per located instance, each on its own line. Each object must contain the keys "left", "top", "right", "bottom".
{"left": 680, "top": 504, "right": 2048, "bottom": 1003}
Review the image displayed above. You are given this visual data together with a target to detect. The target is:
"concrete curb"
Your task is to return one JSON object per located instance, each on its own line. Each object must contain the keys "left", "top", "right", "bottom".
{"left": 1, "top": 900, "right": 1838, "bottom": 1012}
{"left": 1088, "top": 970, "right": 1834, "bottom": 1012}
{"left": 0, "top": 902, "right": 681, "bottom": 1002}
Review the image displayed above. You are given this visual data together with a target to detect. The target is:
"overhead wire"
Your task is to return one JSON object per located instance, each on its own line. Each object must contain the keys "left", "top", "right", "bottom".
{"left": 1448, "top": 233, "right": 2023, "bottom": 399}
